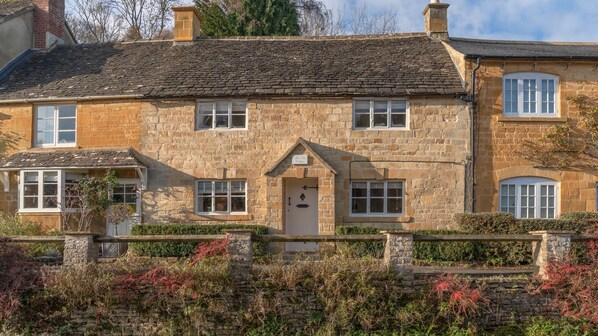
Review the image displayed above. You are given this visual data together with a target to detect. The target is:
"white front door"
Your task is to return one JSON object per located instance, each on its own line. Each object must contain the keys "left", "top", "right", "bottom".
{"left": 103, "top": 179, "right": 141, "bottom": 257}
{"left": 285, "top": 178, "right": 319, "bottom": 252}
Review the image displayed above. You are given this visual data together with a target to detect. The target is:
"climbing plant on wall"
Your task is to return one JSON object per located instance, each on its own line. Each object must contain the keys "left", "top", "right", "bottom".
{"left": 519, "top": 95, "right": 598, "bottom": 169}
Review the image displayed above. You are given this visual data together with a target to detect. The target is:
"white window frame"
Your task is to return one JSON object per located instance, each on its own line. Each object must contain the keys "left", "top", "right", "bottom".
{"left": 349, "top": 180, "right": 405, "bottom": 217}
{"left": 19, "top": 170, "right": 62, "bottom": 213}
{"left": 195, "top": 180, "right": 247, "bottom": 215}
{"left": 502, "top": 73, "right": 559, "bottom": 117}
{"left": 111, "top": 178, "right": 142, "bottom": 217}
{"left": 499, "top": 177, "right": 559, "bottom": 219}
{"left": 33, "top": 104, "right": 77, "bottom": 148}
{"left": 195, "top": 100, "right": 248, "bottom": 130}
{"left": 352, "top": 98, "right": 409, "bottom": 130}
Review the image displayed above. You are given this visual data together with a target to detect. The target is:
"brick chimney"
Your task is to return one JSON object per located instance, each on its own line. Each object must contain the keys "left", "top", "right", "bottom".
{"left": 32, "top": 0, "right": 65, "bottom": 49}
{"left": 173, "top": 7, "right": 201, "bottom": 42}
{"left": 423, "top": 0, "right": 449, "bottom": 39}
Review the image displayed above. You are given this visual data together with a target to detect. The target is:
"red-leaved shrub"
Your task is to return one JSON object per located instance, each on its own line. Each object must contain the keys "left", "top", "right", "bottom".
{"left": 115, "top": 239, "right": 229, "bottom": 299}
{"left": 432, "top": 273, "right": 488, "bottom": 320}
{"left": 0, "top": 242, "right": 40, "bottom": 321}
{"left": 540, "top": 238, "right": 598, "bottom": 326}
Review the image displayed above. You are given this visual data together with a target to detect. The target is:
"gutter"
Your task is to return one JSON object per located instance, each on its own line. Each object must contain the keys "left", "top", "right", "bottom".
{"left": 464, "top": 55, "right": 598, "bottom": 61}
{"left": 0, "top": 94, "right": 144, "bottom": 104}
{"left": 469, "top": 57, "right": 482, "bottom": 213}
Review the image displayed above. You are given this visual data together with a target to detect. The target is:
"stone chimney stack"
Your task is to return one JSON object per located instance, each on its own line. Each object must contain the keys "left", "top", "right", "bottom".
{"left": 423, "top": 0, "right": 449, "bottom": 39}
{"left": 32, "top": 0, "right": 65, "bottom": 48}
{"left": 173, "top": 7, "right": 201, "bottom": 42}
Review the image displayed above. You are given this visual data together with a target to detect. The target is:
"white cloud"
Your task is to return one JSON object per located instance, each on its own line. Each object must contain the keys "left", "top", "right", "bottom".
{"left": 319, "top": 0, "right": 598, "bottom": 42}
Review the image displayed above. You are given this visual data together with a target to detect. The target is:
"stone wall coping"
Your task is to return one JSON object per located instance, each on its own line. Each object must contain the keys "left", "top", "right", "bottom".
{"left": 380, "top": 230, "right": 413, "bottom": 235}
{"left": 64, "top": 232, "right": 99, "bottom": 236}
{"left": 529, "top": 230, "right": 575, "bottom": 235}
{"left": 224, "top": 230, "right": 255, "bottom": 235}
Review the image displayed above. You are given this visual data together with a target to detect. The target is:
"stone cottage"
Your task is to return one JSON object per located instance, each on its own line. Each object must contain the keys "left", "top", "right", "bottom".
{"left": 0, "top": 0, "right": 596, "bottom": 249}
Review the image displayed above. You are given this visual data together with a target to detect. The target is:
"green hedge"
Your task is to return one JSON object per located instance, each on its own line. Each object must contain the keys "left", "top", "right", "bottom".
{"left": 130, "top": 224, "right": 269, "bottom": 257}
{"left": 334, "top": 226, "right": 476, "bottom": 262}
{"left": 455, "top": 212, "right": 597, "bottom": 265}
{"left": 336, "top": 212, "right": 597, "bottom": 266}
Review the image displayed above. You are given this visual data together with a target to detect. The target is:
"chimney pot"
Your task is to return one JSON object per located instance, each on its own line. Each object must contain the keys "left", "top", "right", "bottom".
{"left": 423, "top": 1, "right": 449, "bottom": 39}
{"left": 173, "top": 7, "right": 202, "bottom": 42}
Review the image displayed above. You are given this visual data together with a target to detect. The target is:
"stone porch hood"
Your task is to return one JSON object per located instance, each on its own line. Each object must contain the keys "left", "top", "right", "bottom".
{"left": 0, "top": 148, "right": 147, "bottom": 192}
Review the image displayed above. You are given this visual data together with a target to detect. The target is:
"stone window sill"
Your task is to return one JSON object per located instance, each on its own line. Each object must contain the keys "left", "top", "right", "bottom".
{"left": 497, "top": 116, "right": 568, "bottom": 123}
{"left": 343, "top": 216, "right": 412, "bottom": 223}
{"left": 189, "top": 214, "right": 254, "bottom": 222}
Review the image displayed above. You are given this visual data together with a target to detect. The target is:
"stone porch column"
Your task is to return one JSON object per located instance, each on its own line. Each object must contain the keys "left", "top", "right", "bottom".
{"left": 225, "top": 230, "right": 254, "bottom": 281}
{"left": 382, "top": 231, "right": 414, "bottom": 281}
{"left": 529, "top": 231, "right": 573, "bottom": 279}
{"left": 63, "top": 233, "right": 98, "bottom": 267}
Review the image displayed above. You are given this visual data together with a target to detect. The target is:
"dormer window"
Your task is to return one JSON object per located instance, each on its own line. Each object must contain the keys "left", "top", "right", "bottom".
{"left": 503, "top": 73, "right": 558, "bottom": 117}
{"left": 196, "top": 101, "right": 247, "bottom": 130}
{"left": 34, "top": 105, "right": 77, "bottom": 147}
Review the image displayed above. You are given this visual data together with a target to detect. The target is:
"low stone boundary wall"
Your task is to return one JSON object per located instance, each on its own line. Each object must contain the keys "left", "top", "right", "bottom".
{"left": 39, "top": 272, "right": 555, "bottom": 336}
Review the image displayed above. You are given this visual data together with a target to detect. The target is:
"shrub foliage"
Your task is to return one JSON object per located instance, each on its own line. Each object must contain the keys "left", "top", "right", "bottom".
{"left": 129, "top": 224, "right": 268, "bottom": 257}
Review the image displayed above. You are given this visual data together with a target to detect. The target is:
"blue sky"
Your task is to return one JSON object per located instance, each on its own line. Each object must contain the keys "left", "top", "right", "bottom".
{"left": 321, "top": 0, "right": 598, "bottom": 42}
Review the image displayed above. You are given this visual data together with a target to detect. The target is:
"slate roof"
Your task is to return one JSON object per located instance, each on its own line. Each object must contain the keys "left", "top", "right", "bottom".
{"left": 0, "top": 148, "right": 145, "bottom": 169}
{"left": 446, "top": 37, "right": 598, "bottom": 60}
{"left": 0, "top": 0, "right": 32, "bottom": 17}
{"left": 0, "top": 34, "right": 466, "bottom": 100}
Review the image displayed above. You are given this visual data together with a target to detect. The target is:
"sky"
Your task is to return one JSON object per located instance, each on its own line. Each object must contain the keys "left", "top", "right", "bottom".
{"left": 320, "top": 0, "right": 598, "bottom": 42}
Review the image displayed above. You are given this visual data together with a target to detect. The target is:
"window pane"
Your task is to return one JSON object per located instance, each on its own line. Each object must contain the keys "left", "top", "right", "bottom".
{"left": 232, "top": 115, "right": 246, "bottom": 128}
{"left": 355, "top": 114, "right": 370, "bottom": 128}
{"left": 215, "top": 102, "right": 228, "bottom": 115}
{"left": 370, "top": 183, "right": 384, "bottom": 197}
{"left": 198, "top": 115, "right": 213, "bottom": 129}
{"left": 58, "top": 131, "right": 76, "bottom": 143}
{"left": 113, "top": 194, "right": 125, "bottom": 203}
{"left": 124, "top": 194, "right": 136, "bottom": 204}
{"left": 198, "top": 181, "right": 212, "bottom": 194}
{"left": 391, "top": 114, "right": 406, "bottom": 127}
{"left": 231, "top": 181, "right": 245, "bottom": 195}
{"left": 58, "top": 105, "right": 76, "bottom": 118}
{"left": 352, "top": 183, "right": 367, "bottom": 197}
{"left": 354, "top": 101, "right": 370, "bottom": 114}
{"left": 58, "top": 118, "right": 76, "bottom": 130}
{"left": 198, "top": 196, "right": 212, "bottom": 212}
{"left": 37, "top": 119, "right": 54, "bottom": 132}
{"left": 369, "top": 198, "right": 384, "bottom": 213}
{"left": 197, "top": 103, "right": 212, "bottom": 114}
{"left": 373, "top": 114, "right": 388, "bottom": 127}
{"left": 373, "top": 101, "right": 387, "bottom": 113}
{"left": 215, "top": 182, "right": 228, "bottom": 195}
{"left": 232, "top": 102, "right": 246, "bottom": 114}
{"left": 36, "top": 106, "right": 54, "bottom": 119}
{"left": 214, "top": 197, "right": 228, "bottom": 212}
{"left": 215, "top": 115, "right": 228, "bottom": 128}
{"left": 24, "top": 172, "right": 38, "bottom": 183}
{"left": 231, "top": 197, "right": 245, "bottom": 212}
{"left": 24, "top": 197, "right": 38, "bottom": 208}
{"left": 352, "top": 199, "right": 367, "bottom": 213}
{"left": 387, "top": 198, "right": 402, "bottom": 214}
{"left": 387, "top": 182, "right": 402, "bottom": 197}
{"left": 391, "top": 101, "right": 406, "bottom": 112}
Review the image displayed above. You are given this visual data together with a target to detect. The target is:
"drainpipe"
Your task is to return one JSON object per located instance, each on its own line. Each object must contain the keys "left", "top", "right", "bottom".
{"left": 469, "top": 57, "right": 482, "bottom": 212}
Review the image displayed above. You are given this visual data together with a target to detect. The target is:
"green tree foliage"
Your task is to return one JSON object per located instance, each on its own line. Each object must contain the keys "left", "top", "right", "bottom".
{"left": 196, "top": 0, "right": 300, "bottom": 36}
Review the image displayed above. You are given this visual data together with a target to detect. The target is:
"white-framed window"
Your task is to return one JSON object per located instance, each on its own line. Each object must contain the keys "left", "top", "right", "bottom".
{"left": 353, "top": 99, "right": 408, "bottom": 129}
{"left": 499, "top": 177, "right": 558, "bottom": 219}
{"left": 503, "top": 73, "right": 558, "bottom": 117}
{"left": 34, "top": 105, "right": 77, "bottom": 147}
{"left": 350, "top": 181, "right": 404, "bottom": 216}
{"left": 19, "top": 170, "right": 90, "bottom": 212}
{"left": 196, "top": 180, "right": 246, "bottom": 214}
{"left": 196, "top": 101, "right": 247, "bottom": 130}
